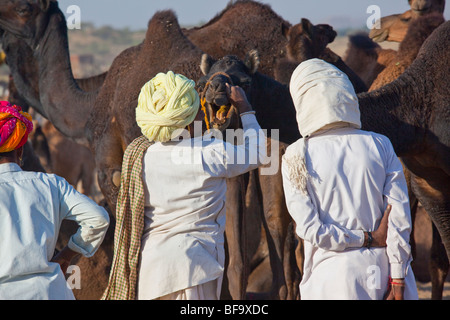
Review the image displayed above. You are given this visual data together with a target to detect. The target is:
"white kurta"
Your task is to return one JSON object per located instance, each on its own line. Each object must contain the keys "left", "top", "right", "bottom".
{"left": 282, "top": 127, "right": 418, "bottom": 300}
{"left": 137, "top": 114, "right": 267, "bottom": 300}
{"left": 0, "top": 163, "right": 110, "bottom": 300}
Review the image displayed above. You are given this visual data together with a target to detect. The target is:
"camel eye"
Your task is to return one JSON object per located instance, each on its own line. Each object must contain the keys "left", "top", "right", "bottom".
{"left": 15, "top": 4, "right": 32, "bottom": 16}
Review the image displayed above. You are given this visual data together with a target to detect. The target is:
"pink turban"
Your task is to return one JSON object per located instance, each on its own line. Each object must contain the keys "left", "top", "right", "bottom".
{"left": 0, "top": 101, "right": 33, "bottom": 153}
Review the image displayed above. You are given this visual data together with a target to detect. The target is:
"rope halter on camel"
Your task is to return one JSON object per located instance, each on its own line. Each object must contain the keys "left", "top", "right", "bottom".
{"left": 199, "top": 72, "right": 237, "bottom": 132}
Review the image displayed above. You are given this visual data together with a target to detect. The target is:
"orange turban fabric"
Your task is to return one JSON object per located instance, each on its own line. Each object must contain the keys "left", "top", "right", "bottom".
{"left": 0, "top": 101, "right": 33, "bottom": 153}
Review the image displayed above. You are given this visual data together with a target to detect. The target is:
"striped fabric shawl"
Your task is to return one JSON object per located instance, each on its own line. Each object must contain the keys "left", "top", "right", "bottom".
{"left": 102, "top": 135, "right": 153, "bottom": 300}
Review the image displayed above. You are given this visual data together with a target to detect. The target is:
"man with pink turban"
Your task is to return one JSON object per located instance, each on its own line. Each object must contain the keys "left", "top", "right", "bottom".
{"left": 0, "top": 101, "right": 110, "bottom": 300}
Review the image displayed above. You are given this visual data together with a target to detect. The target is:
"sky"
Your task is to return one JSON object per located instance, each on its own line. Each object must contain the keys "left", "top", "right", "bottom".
{"left": 57, "top": 0, "right": 450, "bottom": 31}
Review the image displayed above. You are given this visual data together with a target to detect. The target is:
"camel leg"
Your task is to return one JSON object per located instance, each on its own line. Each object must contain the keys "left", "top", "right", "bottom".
{"left": 92, "top": 129, "right": 125, "bottom": 214}
{"left": 257, "top": 168, "right": 291, "bottom": 299}
{"left": 411, "top": 173, "right": 450, "bottom": 300}
{"left": 283, "top": 221, "right": 301, "bottom": 300}
{"left": 429, "top": 223, "right": 450, "bottom": 300}
{"left": 225, "top": 174, "right": 247, "bottom": 300}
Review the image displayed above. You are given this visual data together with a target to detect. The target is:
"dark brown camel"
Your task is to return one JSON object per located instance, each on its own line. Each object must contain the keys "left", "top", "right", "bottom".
{"left": 198, "top": 51, "right": 301, "bottom": 300}
{"left": 369, "top": 0, "right": 445, "bottom": 42}
{"left": 367, "top": 12, "right": 448, "bottom": 300}
{"left": 358, "top": 21, "right": 450, "bottom": 300}
{"left": 184, "top": 0, "right": 291, "bottom": 78}
{"left": 274, "top": 18, "right": 368, "bottom": 93}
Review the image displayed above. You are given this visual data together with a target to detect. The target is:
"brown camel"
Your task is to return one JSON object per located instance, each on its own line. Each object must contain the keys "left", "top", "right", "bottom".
{"left": 370, "top": 12, "right": 445, "bottom": 91}
{"left": 358, "top": 21, "right": 450, "bottom": 301}
{"left": 367, "top": 12, "right": 448, "bottom": 300}
{"left": 198, "top": 51, "right": 301, "bottom": 299}
{"left": 275, "top": 18, "right": 368, "bottom": 93}
{"left": 343, "top": 33, "right": 397, "bottom": 88}
{"left": 184, "top": 0, "right": 291, "bottom": 78}
{"left": 369, "top": 0, "right": 445, "bottom": 42}
{"left": 29, "top": 119, "right": 97, "bottom": 197}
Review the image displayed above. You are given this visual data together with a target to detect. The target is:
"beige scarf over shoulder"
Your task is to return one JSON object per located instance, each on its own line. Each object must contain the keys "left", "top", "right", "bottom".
{"left": 284, "top": 59, "right": 361, "bottom": 194}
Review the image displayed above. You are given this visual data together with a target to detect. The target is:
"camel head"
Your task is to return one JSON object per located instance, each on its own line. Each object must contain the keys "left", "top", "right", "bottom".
{"left": 283, "top": 18, "right": 337, "bottom": 61}
{"left": 409, "top": 0, "right": 445, "bottom": 16}
{"left": 370, "top": 0, "right": 445, "bottom": 42}
{"left": 0, "top": 0, "right": 54, "bottom": 45}
{"left": 197, "top": 50, "right": 260, "bottom": 132}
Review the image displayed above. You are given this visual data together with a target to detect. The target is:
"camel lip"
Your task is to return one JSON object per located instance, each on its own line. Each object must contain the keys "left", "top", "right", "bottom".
{"left": 204, "top": 101, "right": 233, "bottom": 130}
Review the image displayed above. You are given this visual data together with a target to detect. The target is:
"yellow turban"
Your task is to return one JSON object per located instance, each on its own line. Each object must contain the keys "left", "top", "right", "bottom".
{"left": 136, "top": 71, "right": 200, "bottom": 143}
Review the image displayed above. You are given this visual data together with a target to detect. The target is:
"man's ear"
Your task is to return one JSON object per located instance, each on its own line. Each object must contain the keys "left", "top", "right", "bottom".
{"left": 17, "top": 146, "right": 24, "bottom": 165}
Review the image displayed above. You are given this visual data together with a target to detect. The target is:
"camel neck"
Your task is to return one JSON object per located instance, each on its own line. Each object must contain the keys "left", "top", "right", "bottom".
{"left": 359, "top": 74, "right": 427, "bottom": 156}
{"left": 33, "top": 6, "right": 97, "bottom": 141}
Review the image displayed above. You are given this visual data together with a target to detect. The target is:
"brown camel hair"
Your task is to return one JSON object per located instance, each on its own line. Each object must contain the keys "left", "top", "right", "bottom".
{"left": 369, "top": 0, "right": 445, "bottom": 42}
{"left": 274, "top": 18, "right": 368, "bottom": 93}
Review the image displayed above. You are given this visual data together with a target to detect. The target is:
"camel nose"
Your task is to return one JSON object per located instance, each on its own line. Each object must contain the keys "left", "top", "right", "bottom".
{"left": 206, "top": 75, "right": 231, "bottom": 106}
{"left": 210, "top": 75, "right": 230, "bottom": 92}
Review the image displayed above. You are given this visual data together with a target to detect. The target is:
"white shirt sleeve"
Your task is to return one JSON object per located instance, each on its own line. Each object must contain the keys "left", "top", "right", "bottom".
{"left": 202, "top": 113, "right": 267, "bottom": 178}
{"left": 57, "top": 178, "right": 110, "bottom": 258}
{"left": 281, "top": 159, "right": 365, "bottom": 251}
{"left": 381, "top": 138, "right": 413, "bottom": 279}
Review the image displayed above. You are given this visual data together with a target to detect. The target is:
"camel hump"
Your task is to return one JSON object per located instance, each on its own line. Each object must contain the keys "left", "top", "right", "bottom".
{"left": 146, "top": 10, "right": 181, "bottom": 37}
{"left": 417, "top": 20, "right": 450, "bottom": 59}
{"left": 348, "top": 32, "right": 380, "bottom": 52}
{"left": 406, "top": 11, "right": 445, "bottom": 39}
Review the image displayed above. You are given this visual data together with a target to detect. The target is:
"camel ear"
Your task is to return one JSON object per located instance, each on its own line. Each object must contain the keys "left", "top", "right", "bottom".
{"left": 244, "top": 49, "right": 260, "bottom": 75}
{"left": 200, "top": 54, "right": 215, "bottom": 76}
{"left": 37, "top": 0, "right": 51, "bottom": 11}
{"left": 281, "top": 22, "right": 291, "bottom": 40}
{"left": 301, "top": 18, "right": 314, "bottom": 38}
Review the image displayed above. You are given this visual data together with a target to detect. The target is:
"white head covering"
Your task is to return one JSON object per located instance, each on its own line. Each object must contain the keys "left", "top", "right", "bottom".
{"left": 284, "top": 59, "right": 361, "bottom": 194}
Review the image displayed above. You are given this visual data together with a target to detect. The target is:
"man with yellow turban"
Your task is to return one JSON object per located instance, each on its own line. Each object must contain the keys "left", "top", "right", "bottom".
{"left": 0, "top": 101, "right": 110, "bottom": 300}
{"left": 103, "top": 71, "right": 267, "bottom": 300}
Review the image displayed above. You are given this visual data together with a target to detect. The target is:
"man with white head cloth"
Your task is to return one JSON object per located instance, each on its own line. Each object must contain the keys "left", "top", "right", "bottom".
{"left": 102, "top": 71, "right": 267, "bottom": 300}
{"left": 282, "top": 59, "right": 418, "bottom": 300}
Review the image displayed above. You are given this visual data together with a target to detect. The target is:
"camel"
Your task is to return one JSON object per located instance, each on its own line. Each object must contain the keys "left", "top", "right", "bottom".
{"left": 275, "top": 18, "right": 368, "bottom": 93}
{"left": 198, "top": 51, "right": 301, "bottom": 299}
{"left": 367, "top": 12, "right": 448, "bottom": 300}
{"left": 369, "top": 0, "right": 445, "bottom": 42}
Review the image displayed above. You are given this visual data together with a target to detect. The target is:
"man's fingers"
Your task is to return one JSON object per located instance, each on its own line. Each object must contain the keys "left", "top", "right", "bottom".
{"left": 380, "top": 204, "right": 392, "bottom": 224}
